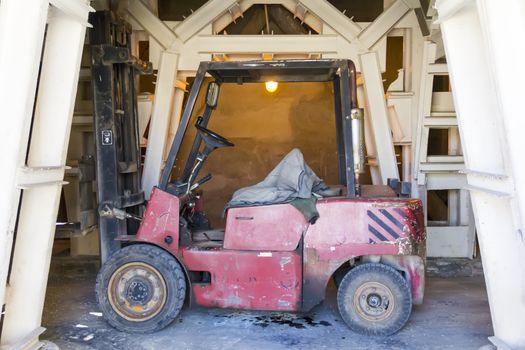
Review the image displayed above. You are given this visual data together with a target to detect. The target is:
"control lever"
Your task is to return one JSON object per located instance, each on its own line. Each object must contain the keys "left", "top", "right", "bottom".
{"left": 179, "top": 174, "right": 212, "bottom": 208}
{"left": 190, "top": 174, "right": 212, "bottom": 191}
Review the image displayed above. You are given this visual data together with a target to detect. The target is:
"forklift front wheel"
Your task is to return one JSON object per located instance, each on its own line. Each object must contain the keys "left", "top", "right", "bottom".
{"left": 96, "top": 244, "right": 186, "bottom": 333}
{"left": 337, "top": 263, "right": 412, "bottom": 336}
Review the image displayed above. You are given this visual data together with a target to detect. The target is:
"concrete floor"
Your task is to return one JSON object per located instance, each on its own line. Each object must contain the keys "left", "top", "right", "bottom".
{"left": 42, "top": 258, "right": 493, "bottom": 350}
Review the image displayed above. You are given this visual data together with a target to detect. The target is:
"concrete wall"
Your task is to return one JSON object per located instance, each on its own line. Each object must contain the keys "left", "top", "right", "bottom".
{"left": 174, "top": 79, "right": 339, "bottom": 226}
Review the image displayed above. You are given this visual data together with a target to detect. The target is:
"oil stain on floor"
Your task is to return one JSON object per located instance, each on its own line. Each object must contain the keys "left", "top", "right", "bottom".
{"left": 42, "top": 258, "right": 493, "bottom": 350}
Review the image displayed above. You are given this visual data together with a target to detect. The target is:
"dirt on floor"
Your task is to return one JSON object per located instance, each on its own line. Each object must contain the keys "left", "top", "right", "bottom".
{"left": 41, "top": 257, "right": 493, "bottom": 350}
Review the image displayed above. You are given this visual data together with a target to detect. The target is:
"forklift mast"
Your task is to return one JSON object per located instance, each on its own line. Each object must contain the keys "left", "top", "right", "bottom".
{"left": 89, "top": 11, "right": 152, "bottom": 262}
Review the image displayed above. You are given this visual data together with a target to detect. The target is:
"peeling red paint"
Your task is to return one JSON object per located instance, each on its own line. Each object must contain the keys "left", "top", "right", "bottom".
{"left": 224, "top": 204, "right": 307, "bottom": 251}
{"left": 182, "top": 248, "right": 302, "bottom": 311}
{"left": 301, "top": 198, "right": 426, "bottom": 311}
{"left": 135, "top": 188, "right": 180, "bottom": 253}
{"left": 126, "top": 188, "right": 426, "bottom": 313}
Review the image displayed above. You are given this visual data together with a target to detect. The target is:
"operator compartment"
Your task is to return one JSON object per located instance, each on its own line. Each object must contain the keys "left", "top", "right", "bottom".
{"left": 223, "top": 203, "right": 308, "bottom": 251}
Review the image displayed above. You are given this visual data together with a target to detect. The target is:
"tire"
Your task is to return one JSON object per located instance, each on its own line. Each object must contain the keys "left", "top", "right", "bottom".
{"left": 333, "top": 266, "right": 349, "bottom": 288}
{"left": 337, "top": 263, "right": 412, "bottom": 336}
{"left": 95, "top": 244, "right": 186, "bottom": 333}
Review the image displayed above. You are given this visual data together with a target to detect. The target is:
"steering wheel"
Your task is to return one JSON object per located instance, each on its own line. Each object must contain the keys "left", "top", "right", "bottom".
{"left": 195, "top": 124, "right": 234, "bottom": 148}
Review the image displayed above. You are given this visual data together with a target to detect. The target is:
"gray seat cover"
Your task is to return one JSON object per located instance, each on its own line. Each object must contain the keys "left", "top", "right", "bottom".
{"left": 226, "top": 148, "right": 327, "bottom": 207}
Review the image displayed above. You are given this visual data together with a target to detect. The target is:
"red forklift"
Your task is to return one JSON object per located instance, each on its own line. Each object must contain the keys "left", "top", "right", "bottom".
{"left": 95, "top": 59, "right": 426, "bottom": 336}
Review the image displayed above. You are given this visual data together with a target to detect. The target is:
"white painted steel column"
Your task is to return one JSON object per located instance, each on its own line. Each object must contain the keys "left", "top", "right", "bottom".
{"left": 448, "top": 127, "right": 461, "bottom": 225}
{"left": 359, "top": 52, "right": 400, "bottom": 184}
{"left": 142, "top": 52, "right": 179, "bottom": 198}
{"left": 477, "top": 0, "right": 525, "bottom": 255}
{"left": 1, "top": 3, "right": 91, "bottom": 346}
{"left": 356, "top": 84, "right": 382, "bottom": 184}
{"left": 164, "top": 77, "right": 187, "bottom": 158}
{"left": 0, "top": 0, "right": 48, "bottom": 316}
{"left": 402, "top": 145, "right": 411, "bottom": 182}
{"left": 128, "top": 0, "right": 183, "bottom": 198}
{"left": 437, "top": 0, "right": 525, "bottom": 347}
{"left": 476, "top": 0, "right": 525, "bottom": 346}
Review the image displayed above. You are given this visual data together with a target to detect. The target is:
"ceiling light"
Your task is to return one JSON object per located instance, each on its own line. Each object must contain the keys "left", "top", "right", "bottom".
{"left": 265, "top": 81, "right": 278, "bottom": 93}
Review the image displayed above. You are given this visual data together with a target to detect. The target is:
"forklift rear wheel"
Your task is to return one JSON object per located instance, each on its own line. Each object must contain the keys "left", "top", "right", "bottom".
{"left": 337, "top": 263, "right": 412, "bottom": 336}
{"left": 96, "top": 244, "right": 186, "bottom": 333}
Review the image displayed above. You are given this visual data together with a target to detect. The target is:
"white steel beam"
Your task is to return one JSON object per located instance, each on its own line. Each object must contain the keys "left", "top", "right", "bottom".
{"left": 448, "top": 126, "right": 462, "bottom": 226}
{"left": 127, "top": 1, "right": 186, "bottom": 199}
{"left": 197, "top": 35, "right": 338, "bottom": 54}
{"left": 427, "top": 63, "right": 449, "bottom": 74}
{"left": 298, "top": 0, "right": 362, "bottom": 43}
{"left": 142, "top": 52, "right": 179, "bottom": 198}
{"left": 213, "top": 2, "right": 254, "bottom": 34}
{"left": 350, "top": 1, "right": 410, "bottom": 185}
{"left": 127, "top": 0, "right": 180, "bottom": 50}
{"left": 359, "top": 52, "right": 400, "bottom": 184}
{"left": 476, "top": 1, "right": 525, "bottom": 342}
{"left": 426, "top": 155, "right": 464, "bottom": 163}
{"left": 356, "top": 85, "right": 382, "bottom": 184}
{"left": 0, "top": 2, "right": 91, "bottom": 346}
{"left": 0, "top": 0, "right": 48, "bottom": 321}
{"left": 437, "top": 0, "right": 525, "bottom": 347}
{"left": 470, "top": 192, "right": 525, "bottom": 346}
{"left": 164, "top": 77, "right": 187, "bottom": 159}
{"left": 213, "top": 0, "right": 323, "bottom": 35}
{"left": 448, "top": 189, "right": 459, "bottom": 225}
{"left": 477, "top": 0, "right": 525, "bottom": 252}
{"left": 358, "top": 0, "right": 411, "bottom": 49}
{"left": 402, "top": 145, "right": 411, "bottom": 182}
{"left": 16, "top": 166, "right": 69, "bottom": 189}
{"left": 1, "top": 327, "right": 46, "bottom": 350}
{"left": 174, "top": 0, "right": 239, "bottom": 42}
{"left": 49, "top": 0, "right": 94, "bottom": 24}
{"left": 429, "top": 111, "right": 456, "bottom": 117}
{"left": 423, "top": 116, "right": 457, "bottom": 126}
{"left": 462, "top": 170, "right": 513, "bottom": 198}
{"left": 412, "top": 41, "right": 436, "bottom": 188}
{"left": 435, "top": 0, "right": 471, "bottom": 23}
{"left": 277, "top": 0, "right": 323, "bottom": 34}
{"left": 426, "top": 173, "right": 467, "bottom": 190}
{"left": 419, "top": 162, "right": 464, "bottom": 172}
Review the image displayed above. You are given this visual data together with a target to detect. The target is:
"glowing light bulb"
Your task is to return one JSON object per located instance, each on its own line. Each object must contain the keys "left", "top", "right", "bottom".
{"left": 265, "top": 81, "right": 278, "bottom": 93}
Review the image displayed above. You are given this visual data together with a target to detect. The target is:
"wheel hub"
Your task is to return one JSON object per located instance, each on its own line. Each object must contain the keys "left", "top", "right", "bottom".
{"left": 353, "top": 281, "right": 395, "bottom": 322}
{"left": 126, "top": 278, "right": 151, "bottom": 304}
{"left": 366, "top": 293, "right": 382, "bottom": 308}
{"left": 107, "top": 262, "right": 167, "bottom": 322}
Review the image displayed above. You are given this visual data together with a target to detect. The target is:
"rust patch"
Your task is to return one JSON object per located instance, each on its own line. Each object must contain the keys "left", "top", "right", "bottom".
{"left": 361, "top": 236, "right": 413, "bottom": 255}
{"left": 396, "top": 236, "right": 413, "bottom": 255}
